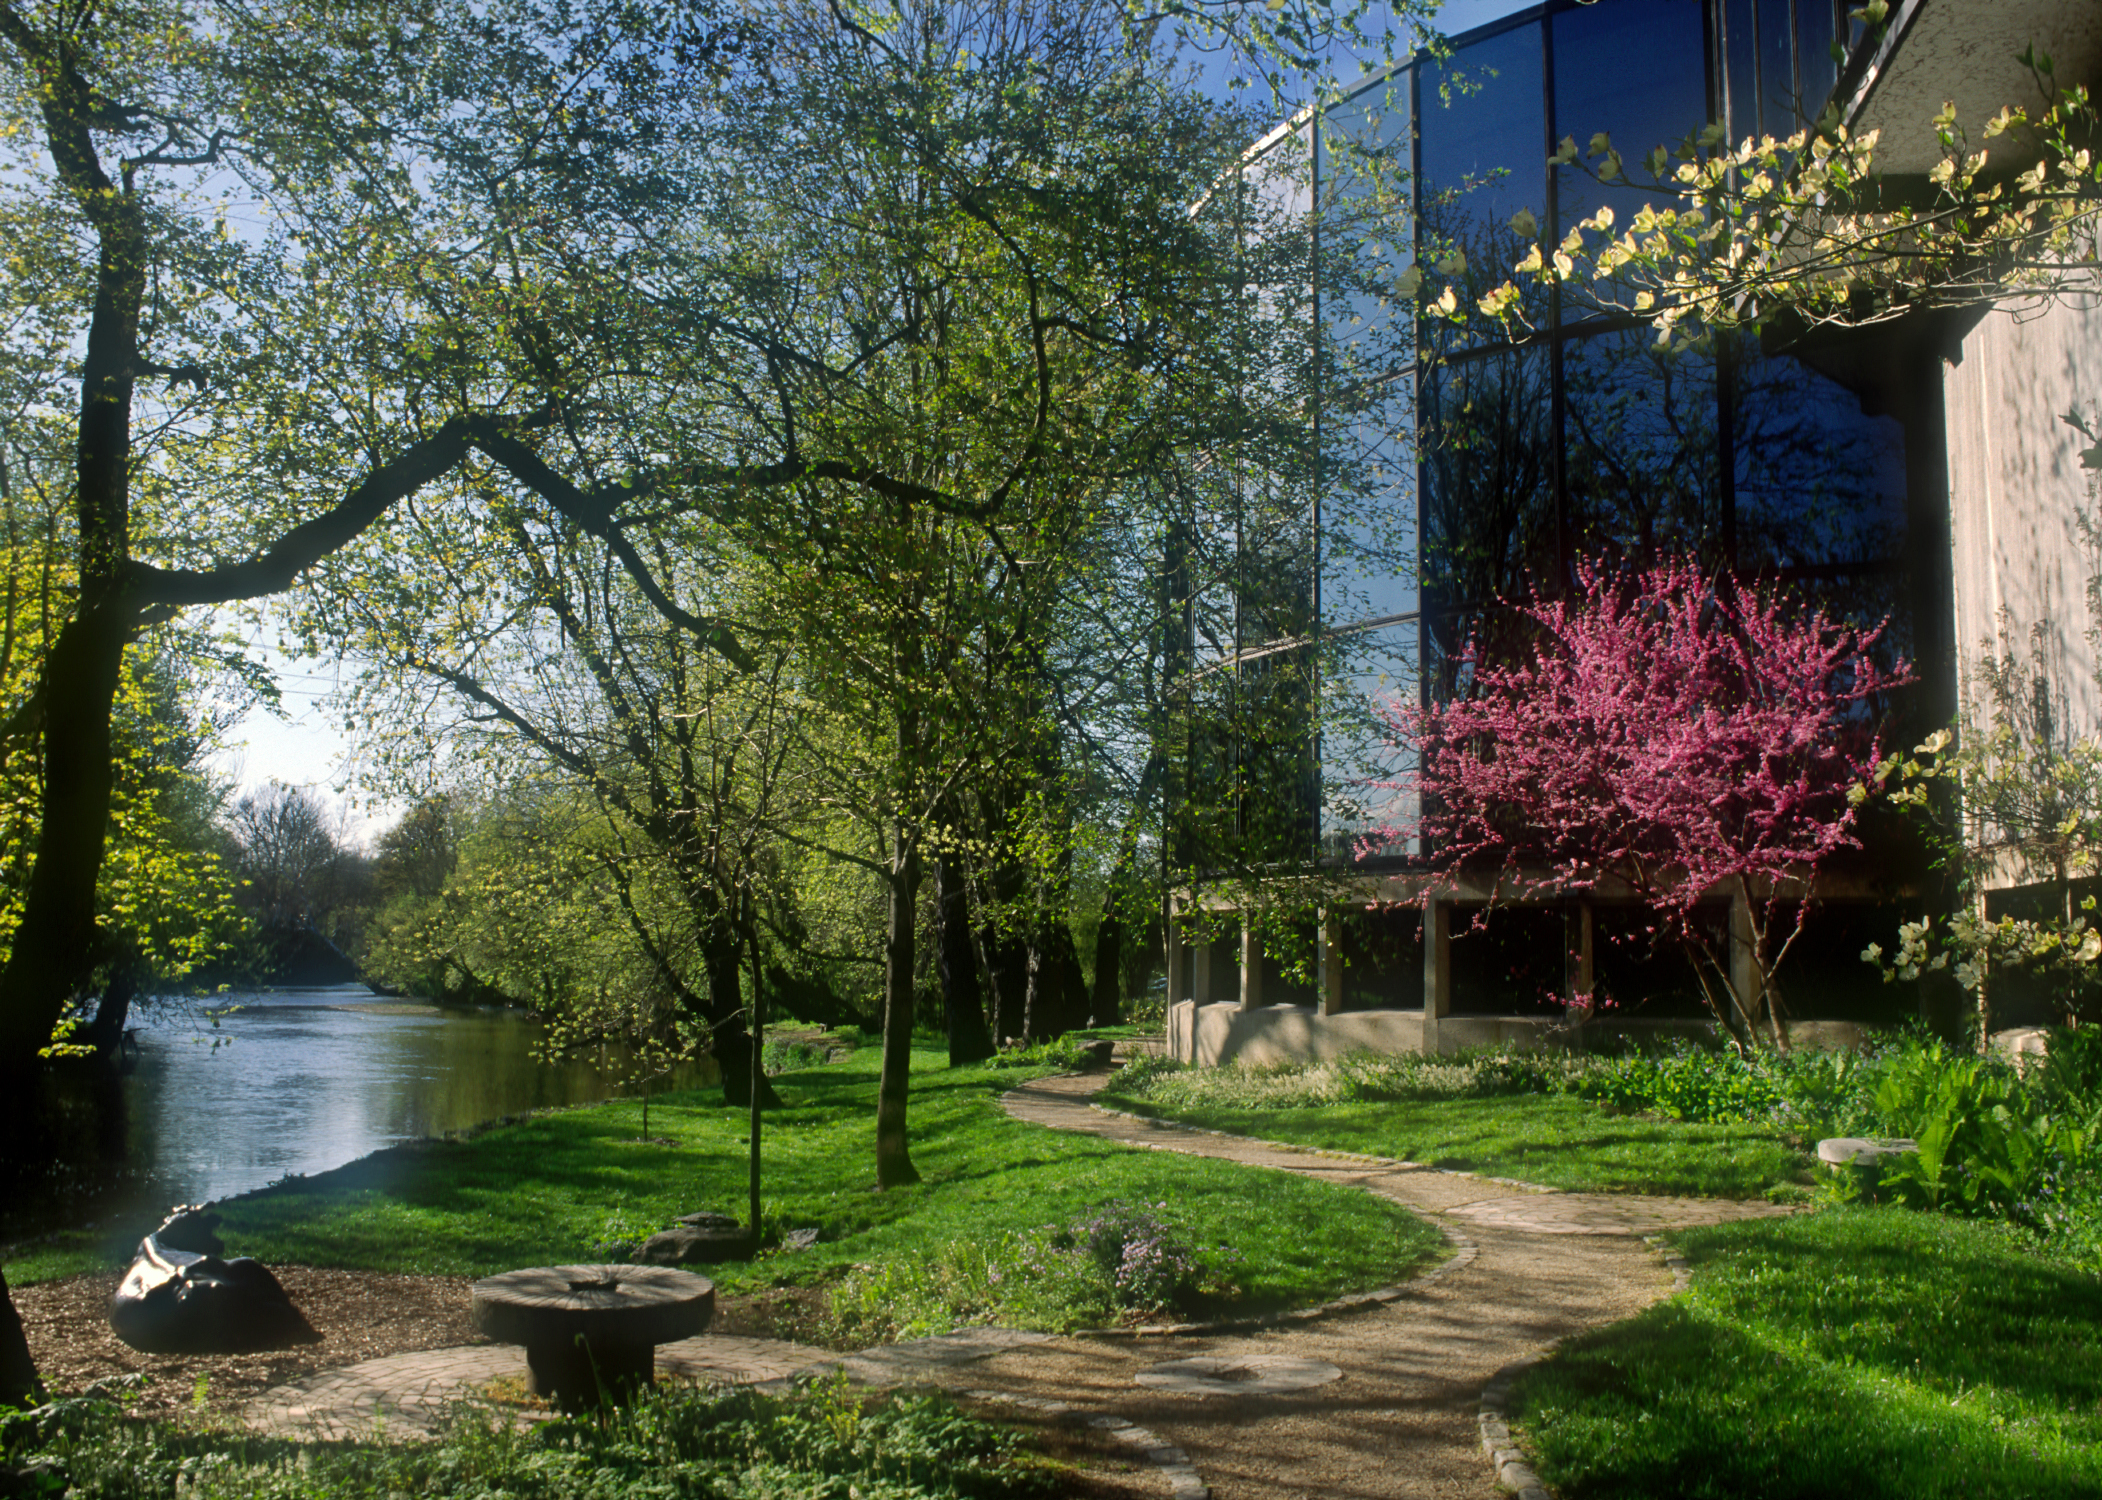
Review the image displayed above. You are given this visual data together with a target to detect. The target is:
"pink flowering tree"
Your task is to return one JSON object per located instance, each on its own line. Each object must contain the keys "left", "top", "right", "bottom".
{"left": 1370, "top": 558, "right": 1913, "bottom": 1048}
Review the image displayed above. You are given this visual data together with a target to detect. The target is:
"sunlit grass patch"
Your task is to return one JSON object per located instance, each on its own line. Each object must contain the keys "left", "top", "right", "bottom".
{"left": 1512, "top": 1207, "right": 2102, "bottom": 1499}
{"left": 1102, "top": 1057, "right": 1812, "bottom": 1200}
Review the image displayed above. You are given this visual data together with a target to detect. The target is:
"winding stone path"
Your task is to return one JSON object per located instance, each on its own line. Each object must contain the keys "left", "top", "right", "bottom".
{"left": 979, "top": 1072, "right": 1792, "bottom": 1499}
{"left": 245, "top": 1068, "right": 1792, "bottom": 1497}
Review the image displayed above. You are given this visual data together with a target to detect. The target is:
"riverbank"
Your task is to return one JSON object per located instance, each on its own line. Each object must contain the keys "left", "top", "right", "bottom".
{"left": 6, "top": 1040, "right": 1447, "bottom": 1400}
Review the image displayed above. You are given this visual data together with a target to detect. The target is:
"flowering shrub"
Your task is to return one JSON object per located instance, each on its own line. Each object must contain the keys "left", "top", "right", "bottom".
{"left": 1371, "top": 557, "right": 1910, "bottom": 1048}
{"left": 1051, "top": 1201, "right": 1204, "bottom": 1313}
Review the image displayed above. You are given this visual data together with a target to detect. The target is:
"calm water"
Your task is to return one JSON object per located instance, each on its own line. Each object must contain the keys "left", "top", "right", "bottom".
{"left": 122, "top": 986, "right": 717, "bottom": 1208}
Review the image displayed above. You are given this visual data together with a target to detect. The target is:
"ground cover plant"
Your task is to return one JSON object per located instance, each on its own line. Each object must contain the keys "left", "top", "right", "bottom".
{"left": 1101, "top": 1052, "right": 1816, "bottom": 1199}
{"left": 2, "top": 1376, "right": 1061, "bottom": 1500}
{"left": 2, "top": 1043, "right": 1443, "bottom": 1341}
{"left": 1507, "top": 1208, "right": 2102, "bottom": 1500}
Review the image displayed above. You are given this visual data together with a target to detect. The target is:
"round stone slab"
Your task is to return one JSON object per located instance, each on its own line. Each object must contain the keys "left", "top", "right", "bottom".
{"left": 1817, "top": 1136, "right": 1917, "bottom": 1167}
{"left": 1134, "top": 1354, "right": 1342, "bottom": 1396}
{"left": 472, "top": 1264, "right": 714, "bottom": 1408}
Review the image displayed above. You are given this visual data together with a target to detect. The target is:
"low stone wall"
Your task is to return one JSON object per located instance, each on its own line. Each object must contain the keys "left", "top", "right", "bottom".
{"left": 1165, "top": 1002, "right": 1873, "bottom": 1065}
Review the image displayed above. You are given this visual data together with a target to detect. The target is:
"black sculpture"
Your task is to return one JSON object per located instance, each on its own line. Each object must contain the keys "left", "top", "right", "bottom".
{"left": 108, "top": 1206, "right": 321, "bottom": 1355}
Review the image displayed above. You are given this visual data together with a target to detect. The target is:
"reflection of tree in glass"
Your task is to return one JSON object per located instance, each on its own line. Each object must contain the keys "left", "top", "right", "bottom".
{"left": 1416, "top": 206, "right": 1555, "bottom": 698}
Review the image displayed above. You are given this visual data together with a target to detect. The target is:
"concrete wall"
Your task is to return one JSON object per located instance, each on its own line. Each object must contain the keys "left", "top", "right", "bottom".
{"left": 1945, "top": 296, "right": 2102, "bottom": 749}
{"left": 1164, "top": 1001, "right": 1873, "bottom": 1066}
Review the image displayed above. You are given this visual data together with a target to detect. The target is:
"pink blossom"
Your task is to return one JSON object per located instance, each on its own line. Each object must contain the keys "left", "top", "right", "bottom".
{"left": 1364, "top": 557, "right": 1912, "bottom": 1041}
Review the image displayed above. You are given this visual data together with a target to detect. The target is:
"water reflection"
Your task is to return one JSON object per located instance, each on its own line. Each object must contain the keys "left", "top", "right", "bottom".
{"left": 124, "top": 986, "right": 717, "bottom": 1207}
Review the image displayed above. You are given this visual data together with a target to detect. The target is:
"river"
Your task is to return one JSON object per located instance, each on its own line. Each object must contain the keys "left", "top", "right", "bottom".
{"left": 115, "top": 985, "right": 717, "bottom": 1209}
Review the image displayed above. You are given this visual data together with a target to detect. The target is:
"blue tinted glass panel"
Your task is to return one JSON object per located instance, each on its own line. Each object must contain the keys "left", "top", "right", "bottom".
{"left": 1320, "top": 622, "right": 1416, "bottom": 857}
{"left": 1760, "top": 0, "right": 1796, "bottom": 134}
{"left": 1726, "top": 0, "right": 1759, "bottom": 142}
{"left": 1732, "top": 348, "right": 1906, "bottom": 570}
{"left": 1797, "top": 0, "right": 1839, "bottom": 116}
{"left": 1420, "top": 344, "right": 1555, "bottom": 693}
{"left": 1553, "top": 0, "right": 1711, "bottom": 318}
{"left": 1563, "top": 328, "right": 1724, "bottom": 558}
{"left": 1419, "top": 23, "right": 1546, "bottom": 248}
{"left": 1320, "top": 75, "right": 1416, "bottom": 635}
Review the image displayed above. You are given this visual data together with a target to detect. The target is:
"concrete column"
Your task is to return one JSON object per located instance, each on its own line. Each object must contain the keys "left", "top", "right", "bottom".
{"left": 1318, "top": 908, "right": 1344, "bottom": 1016}
{"left": 1239, "top": 916, "right": 1263, "bottom": 1011}
{"left": 1165, "top": 919, "right": 1186, "bottom": 1005}
{"left": 1191, "top": 933, "right": 1213, "bottom": 1006}
{"left": 1423, "top": 895, "right": 1452, "bottom": 1054}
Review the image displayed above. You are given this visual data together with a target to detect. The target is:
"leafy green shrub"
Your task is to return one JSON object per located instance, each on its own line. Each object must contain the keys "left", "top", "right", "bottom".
{"left": 979, "top": 1037, "right": 1094, "bottom": 1072}
{"left": 763, "top": 1038, "right": 832, "bottom": 1076}
{"left": 824, "top": 1200, "right": 1242, "bottom": 1342}
{"left": 0, "top": 1379, "right": 1046, "bottom": 1500}
{"left": 1577, "top": 1046, "right": 1787, "bottom": 1123}
{"left": 1865, "top": 1041, "right": 2098, "bottom": 1221}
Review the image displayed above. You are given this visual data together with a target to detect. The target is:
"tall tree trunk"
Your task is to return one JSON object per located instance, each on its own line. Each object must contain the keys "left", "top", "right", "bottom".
{"left": 702, "top": 929, "right": 779, "bottom": 1110}
{"left": 936, "top": 849, "right": 995, "bottom": 1064}
{"left": 0, "top": 605, "right": 127, "bottom": 1070}
{"left": 1089, "top": 756, "right": 1163, "bottom": 1028}
{"left": 1090, "top": 896, "right": 1126, "bottom": 1029}
{"left": 86, "top": 967, "right": 137, "bottom": 1069}
{"left": 876, "top": 830, "right": 921, "bottom": 1188}
{"left": 0, "top": 1266, "right": 41, "bottom": 1411}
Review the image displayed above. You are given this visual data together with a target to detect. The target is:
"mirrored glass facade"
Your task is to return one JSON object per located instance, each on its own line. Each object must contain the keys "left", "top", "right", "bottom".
{"left": 1179, "top": 0, "right": 1923, "bottom": 875}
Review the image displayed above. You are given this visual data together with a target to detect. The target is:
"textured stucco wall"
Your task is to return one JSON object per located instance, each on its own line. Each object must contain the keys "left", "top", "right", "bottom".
{"left": 1163, "top": 1001, "right": 1869, "bottom": 1066}
{"left": 1944, "top": 295, "right": 2102, "bottom": 744}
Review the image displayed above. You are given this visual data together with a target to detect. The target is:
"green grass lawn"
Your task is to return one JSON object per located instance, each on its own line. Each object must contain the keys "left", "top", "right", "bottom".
{"left": 4, "top": 1044, "right": 1443, "bottom": 1338}
{"left": 1096, "top": 1085, "right": 1813, "bottom": 1200}
{"left": 1510, "top": 1207, "right": 2102, "bottom": 1498}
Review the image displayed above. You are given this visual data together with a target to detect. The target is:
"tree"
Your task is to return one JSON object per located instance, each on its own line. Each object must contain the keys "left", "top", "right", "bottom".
{"left": 0, "top": 0, "right": 766, "bottom": 1073}
{"left": 1465, "top": 45, "right": 2099, "bottom": 365}
{"left": 1375, "top": 556, "right": 1911, "bottom": 1047}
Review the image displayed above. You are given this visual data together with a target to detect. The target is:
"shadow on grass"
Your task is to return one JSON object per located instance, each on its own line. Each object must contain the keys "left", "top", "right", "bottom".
{"left": 1515, "top": 1208, "right": 2102, "bottom": 1499}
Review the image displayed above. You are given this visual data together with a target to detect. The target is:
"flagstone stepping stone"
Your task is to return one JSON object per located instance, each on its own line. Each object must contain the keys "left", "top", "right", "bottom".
{"left": 1134, "top": 1354, "right": 1342, "bottom": 1396}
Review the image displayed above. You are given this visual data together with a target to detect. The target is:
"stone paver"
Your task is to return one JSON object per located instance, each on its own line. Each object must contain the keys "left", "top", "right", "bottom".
{"left": 1442, "top": 1190, "right": 1793, "bottom": 1235}
{"left": 245, "top": 1335, "right": 831, "bottom": 1439}
{"left": 1135, "top": 1355, "right": 1343, "bottom": 1396}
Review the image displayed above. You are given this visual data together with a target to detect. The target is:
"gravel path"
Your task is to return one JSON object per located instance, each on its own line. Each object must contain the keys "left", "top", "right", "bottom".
{"left": 978, "top": 1072, "right": 1791, "bottom": 1500}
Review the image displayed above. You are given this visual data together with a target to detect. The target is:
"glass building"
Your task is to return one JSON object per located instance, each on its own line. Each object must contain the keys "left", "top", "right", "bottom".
{"left": 1168, "top": 0, "right": 1950, "bottom": 1029}
{"left": 1176, "top": 0, "right": 1949, "bottom": 884}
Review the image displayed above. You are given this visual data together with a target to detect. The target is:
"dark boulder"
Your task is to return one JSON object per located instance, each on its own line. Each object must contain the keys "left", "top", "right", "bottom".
{"left": 108, "top": 1209, "right": 320, "bottom": 1355}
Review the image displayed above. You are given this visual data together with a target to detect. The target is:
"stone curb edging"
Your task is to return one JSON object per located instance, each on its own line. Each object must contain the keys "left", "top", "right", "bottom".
{"left": 1642, "top": 1233, "right": 1694, "bottom": 1293}
{"left": 959, "top": 1388, "right": 1210, "bottom": 1500}
{"left": 1003, "top": 1091, "right": 1482, "bottom": 1339}
{"left": 1470, "top": 1233, "right": 1696, "bottom": 1498}
{"left": 1083, "top": 1102, "right": 1559, "bottom": 1194}
{"left": 1475, "top": 1353, "right": 1557, "bottom": 1500}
